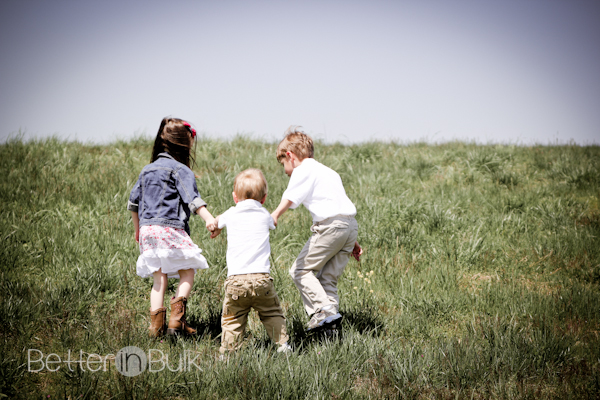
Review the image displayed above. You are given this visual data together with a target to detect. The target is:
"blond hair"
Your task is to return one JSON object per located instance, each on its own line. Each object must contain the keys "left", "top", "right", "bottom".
{"left": 276, "top": 125, "right": 314, "bottom": 162}
{"left": 234, "top": 168, "right": 268, "bottom": 201}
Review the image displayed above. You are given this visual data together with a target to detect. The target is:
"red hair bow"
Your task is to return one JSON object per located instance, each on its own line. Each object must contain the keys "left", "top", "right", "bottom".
{"left": 183, "top": 122, "right": 196, "bottom": 138}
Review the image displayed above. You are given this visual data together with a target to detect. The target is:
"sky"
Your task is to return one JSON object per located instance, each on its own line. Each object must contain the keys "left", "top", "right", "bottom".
{"left": 1, "top": 0, "right": 599, "bottom": 145}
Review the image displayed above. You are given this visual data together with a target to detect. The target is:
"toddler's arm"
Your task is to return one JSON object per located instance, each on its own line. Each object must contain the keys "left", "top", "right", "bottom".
{"left": 271, "top": 199, "right": 294, "bottom": 226}
{"left": 131, "top": 211, "right": 140, "bottom": 243}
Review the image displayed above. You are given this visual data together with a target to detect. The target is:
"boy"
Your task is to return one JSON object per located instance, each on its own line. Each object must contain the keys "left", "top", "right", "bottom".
{"left": 271, "top": 126, "right": 362, "bottom": 332}
{"left": 211, "top": 168, "right": 292, "bottom": 354}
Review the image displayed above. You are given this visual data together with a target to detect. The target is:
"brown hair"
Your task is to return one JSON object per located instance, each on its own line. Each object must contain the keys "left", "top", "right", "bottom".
{"left": 276, "top": 125, "right": 314, "bottom": 162}
{"left": 234, "top": 168, "right": 268, "bottom": 202}
{"left": 151, "top": 117, "right": 196, "bottom": 168}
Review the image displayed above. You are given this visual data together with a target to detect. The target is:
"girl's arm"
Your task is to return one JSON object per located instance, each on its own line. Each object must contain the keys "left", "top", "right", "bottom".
{"left": 271, "top": 199, "right": 293, "bottom": 227}
{"left": 196, "top": 205, "right": 216, "bottom": 231}
{"left": 131, "top": 211, "right": 140, "bottom": 243}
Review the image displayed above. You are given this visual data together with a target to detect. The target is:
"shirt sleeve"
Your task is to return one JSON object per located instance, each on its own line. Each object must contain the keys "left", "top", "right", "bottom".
{"left": 175, "top": 166, "right": 207, "bottom": 214}
{"left": 268, "top": 215, "right": 276, "bottom": 230}
{"left": 217, "top": 208, "right": 232, "bottom": 229}
{"left": 127, "top": 179, "right": 141, "bottom": 212}
{"left": 281, "top": 166, "right": 312, "bottom": 209}
{"left": 266, "top": 209, "right": 276, "bottom": 230}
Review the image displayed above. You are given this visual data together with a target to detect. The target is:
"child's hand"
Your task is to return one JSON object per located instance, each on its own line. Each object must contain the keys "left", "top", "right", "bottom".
{"left": 131, "top": 211, "right": 140, "bottom": 243}
{"left": 206, "top": 217, "right": 218, "bottom": 232}
{"left": 206, "top": 216, "right": 220, "bottom": 232}
{"left": 271, "top": 199, "right": 293, "bottom": 227}
{"left": 210, "top": 227, "right": 222, "bottom": 239}
{"left": 352, "top": 241, "right": 363, "bottom": 262}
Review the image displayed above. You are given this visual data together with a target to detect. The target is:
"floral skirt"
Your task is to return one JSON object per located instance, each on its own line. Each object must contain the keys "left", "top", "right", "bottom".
{"left": 136, "top": 225, "right": 209, "bottom": 279}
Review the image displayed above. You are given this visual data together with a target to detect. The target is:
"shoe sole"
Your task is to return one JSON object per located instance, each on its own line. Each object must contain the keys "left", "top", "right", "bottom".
{"left": 321, "top": 326, "right": 343, "bottom": 339}
{"left": 166, "top": 328, "right": 197, "bottom": 336}
{"left": 307, "top": 313, "right": 342, "bottom": 332}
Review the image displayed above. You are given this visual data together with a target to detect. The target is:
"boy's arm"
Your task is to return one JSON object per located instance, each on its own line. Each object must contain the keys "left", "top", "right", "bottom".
{"left": 271, "top": 199, "right": 294, "bottom": 227}
{"left": 131, "top": 211, "right": 140, "bottom": 243}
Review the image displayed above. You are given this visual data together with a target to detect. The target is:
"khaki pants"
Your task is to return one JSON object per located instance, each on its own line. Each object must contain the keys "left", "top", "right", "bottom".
{"left": 220, "top": 273, "right": 288, "bottom": 353}
{"left": 290, "top": 215, "right": 359, "bottom": 316}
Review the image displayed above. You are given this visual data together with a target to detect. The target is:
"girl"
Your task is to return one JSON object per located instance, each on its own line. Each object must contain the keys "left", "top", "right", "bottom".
{"left": 128, "top": 117, "right": 216, "bottom": 337}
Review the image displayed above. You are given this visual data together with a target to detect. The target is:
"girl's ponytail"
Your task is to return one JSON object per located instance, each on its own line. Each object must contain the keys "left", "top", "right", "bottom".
{"left": 151, "top": 117, "right": 197, "bottom": 168}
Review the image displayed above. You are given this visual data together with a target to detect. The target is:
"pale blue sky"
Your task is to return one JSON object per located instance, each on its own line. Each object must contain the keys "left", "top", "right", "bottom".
{"left": 1, "top": 0, "right": 599, "bottom": 145}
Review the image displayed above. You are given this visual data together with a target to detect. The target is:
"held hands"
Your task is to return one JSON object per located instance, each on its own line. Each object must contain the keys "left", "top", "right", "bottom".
{"left": 210, "top": 227, "right": 222, "bottom": 239}
{"left": 197, "top": 206, "right": 221, "bottom": 239}
{"left": 206, "top": 216, "right": 222, "bottom": 239}
{"left": 206, "top": 218, "right": 217, "bottom": 232}
{"left": 352, "top": 241, "right": 363, "bottom": 262}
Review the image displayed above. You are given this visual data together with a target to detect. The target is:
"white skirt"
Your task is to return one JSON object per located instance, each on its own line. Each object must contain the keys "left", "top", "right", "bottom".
{"left": 136, "top": 225, "right": 209, "bottom": 279}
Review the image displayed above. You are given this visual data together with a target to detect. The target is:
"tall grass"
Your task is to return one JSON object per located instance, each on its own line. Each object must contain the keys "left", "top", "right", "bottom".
{"left": 1, "top": 136, "right": 599, "bottom": 399}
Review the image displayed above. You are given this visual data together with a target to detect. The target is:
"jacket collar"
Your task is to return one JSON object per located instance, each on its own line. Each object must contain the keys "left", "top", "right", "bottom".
{"left": 157, "top": 152, "right": 175, "bottom": 161}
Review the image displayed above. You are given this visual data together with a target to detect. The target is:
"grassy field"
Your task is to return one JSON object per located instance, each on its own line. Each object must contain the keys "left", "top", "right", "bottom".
{"left": 1, "top": 136, "right": 599, "bottom": 399}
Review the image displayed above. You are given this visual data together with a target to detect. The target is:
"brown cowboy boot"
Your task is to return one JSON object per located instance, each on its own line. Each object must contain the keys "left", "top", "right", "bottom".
{"left": 149, "top": 307, "right": 166, "bottom": 338}
{"left": 167, "top": 296, "right": 197, "bottom": 336}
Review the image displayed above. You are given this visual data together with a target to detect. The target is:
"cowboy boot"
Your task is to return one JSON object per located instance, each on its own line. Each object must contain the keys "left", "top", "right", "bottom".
{"left": 167, "top": 296, "right": 197, "bottom": 336}
{"left": 149, "top": 307, "right": 166, "bottom": 338}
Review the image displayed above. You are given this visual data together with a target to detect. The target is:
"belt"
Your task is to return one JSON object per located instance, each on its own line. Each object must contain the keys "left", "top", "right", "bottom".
{"left": 314, "top": 214, "right": 355, "bottom": 225}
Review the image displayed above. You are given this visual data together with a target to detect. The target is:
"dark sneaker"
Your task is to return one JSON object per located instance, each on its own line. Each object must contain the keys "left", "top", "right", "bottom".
{"left": 307, "top": 307, "right": 342, "bottom": 331}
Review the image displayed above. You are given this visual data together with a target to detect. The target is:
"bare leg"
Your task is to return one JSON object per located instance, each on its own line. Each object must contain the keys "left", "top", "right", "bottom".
{"left": 151, "top": 270, "right": 167, "bottom": 311}
{"left": 175, "top": 269, "right": 195, "bottom": 299}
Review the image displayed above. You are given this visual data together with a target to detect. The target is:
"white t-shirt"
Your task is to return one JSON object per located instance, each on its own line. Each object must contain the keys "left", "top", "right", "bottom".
{"left": 282, "top": 158, "right": 356, "bottom": 222}
{"left": 217, "top": 199, "right": 275, "bottom": 276}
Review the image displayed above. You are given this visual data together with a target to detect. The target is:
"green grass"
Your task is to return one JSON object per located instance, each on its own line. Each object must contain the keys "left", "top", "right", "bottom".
{"left": 1, "top": 135, "right": 599, "bottom": 399}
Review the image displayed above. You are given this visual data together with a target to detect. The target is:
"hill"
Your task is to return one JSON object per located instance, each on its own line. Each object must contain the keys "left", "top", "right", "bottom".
{"left": 1, "top": 137, "right": 599, "bottom": 398}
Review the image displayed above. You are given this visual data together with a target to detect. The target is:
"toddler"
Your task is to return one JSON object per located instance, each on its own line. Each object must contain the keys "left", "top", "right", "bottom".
{"left": 211, "top": 168, "right": 291, "bottom": 354}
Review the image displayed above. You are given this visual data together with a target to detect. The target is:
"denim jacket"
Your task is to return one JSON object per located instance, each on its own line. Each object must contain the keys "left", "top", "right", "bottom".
{"left": 127, "top": 153, "right": 207, "bottom": 234}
